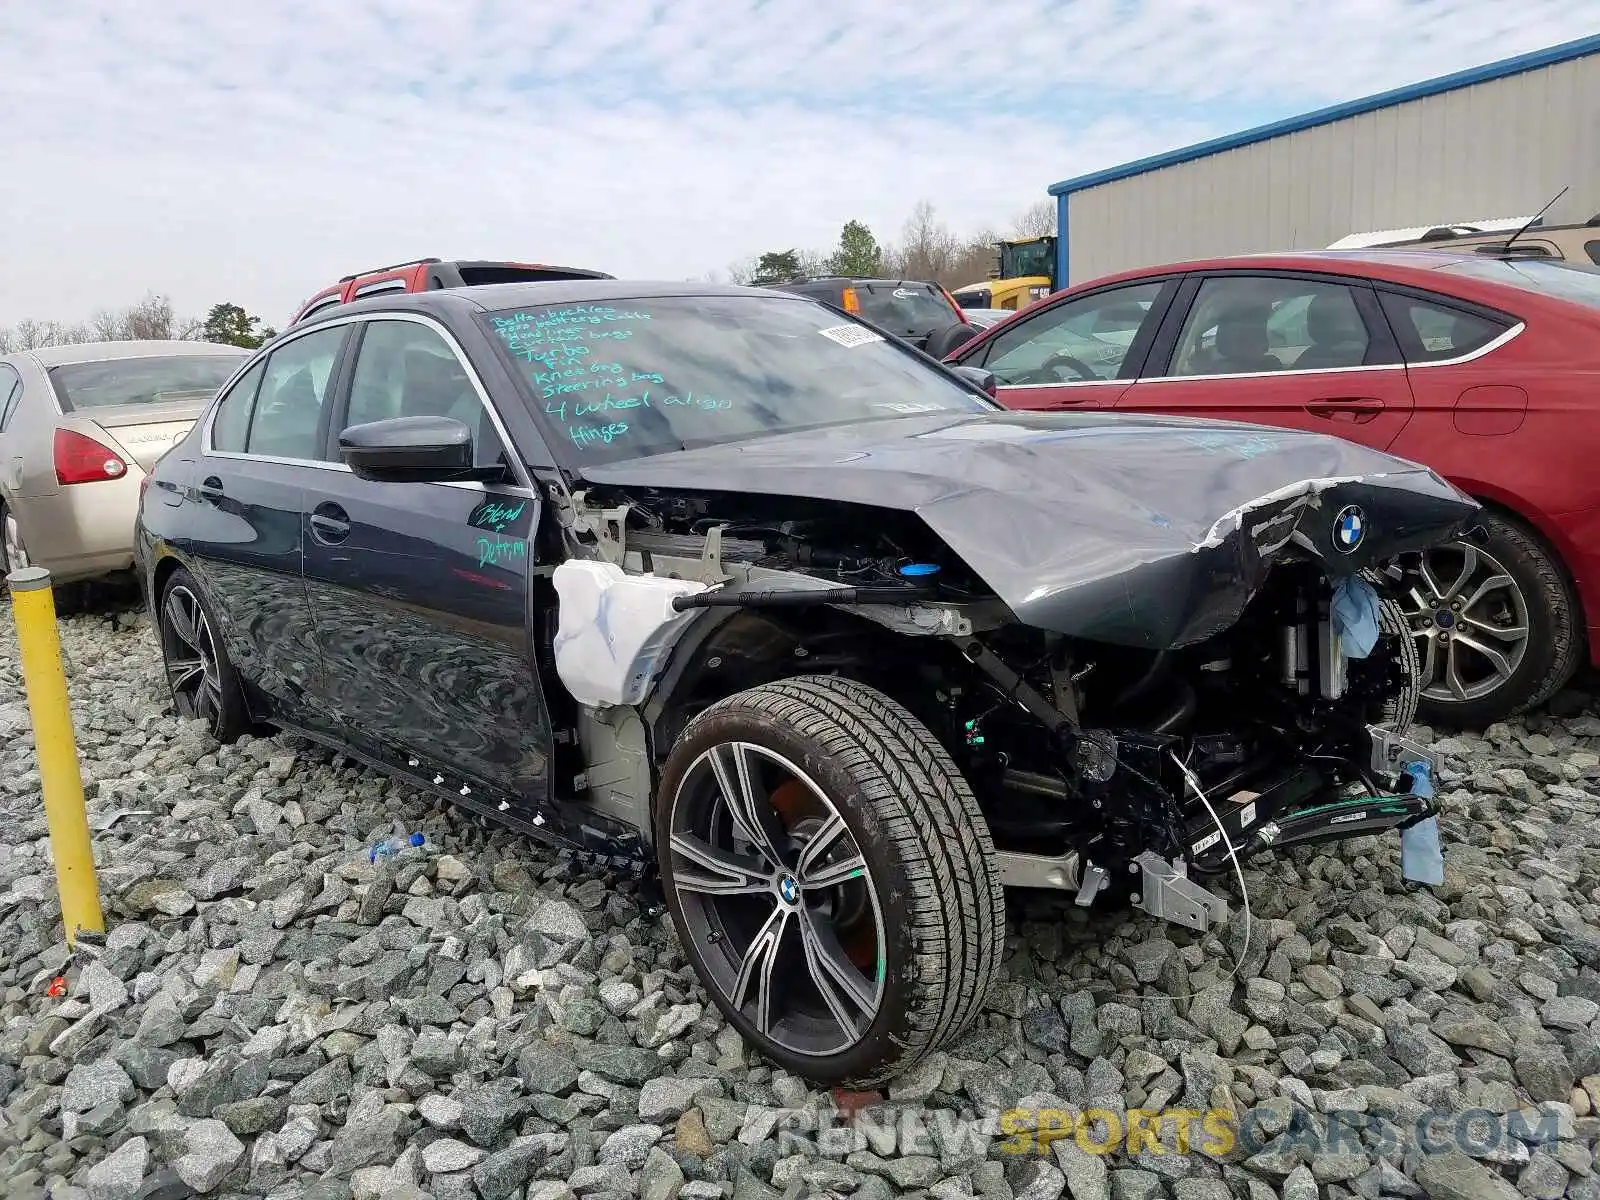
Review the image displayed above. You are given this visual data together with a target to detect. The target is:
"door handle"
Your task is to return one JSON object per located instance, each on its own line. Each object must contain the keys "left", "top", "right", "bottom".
{"left": 197, "top": 475, "right": 225, "bottom": 501}
{"left": 1306, "top": 397, "right": 1385, "bottom": 424}
{"left": 309, "top": 501, "right": 351, "bottom": 544}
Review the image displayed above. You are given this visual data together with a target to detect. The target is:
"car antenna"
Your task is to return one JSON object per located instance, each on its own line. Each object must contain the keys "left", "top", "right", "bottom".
{"left": 1500, "top": 185, "right": 1568, "bottom": 255}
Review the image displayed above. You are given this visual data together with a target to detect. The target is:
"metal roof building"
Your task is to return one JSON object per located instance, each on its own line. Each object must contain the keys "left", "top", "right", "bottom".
{"left": 1048, "top": 34, "right": 1600, "bottom": 286}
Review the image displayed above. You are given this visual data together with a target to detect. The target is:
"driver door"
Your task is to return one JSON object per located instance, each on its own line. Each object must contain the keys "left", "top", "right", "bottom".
{"left": 954, "top": 278, "right": 1180, "bottom": 410}
{"left": 299, "top": 315, "right": 555, "bottom": 809}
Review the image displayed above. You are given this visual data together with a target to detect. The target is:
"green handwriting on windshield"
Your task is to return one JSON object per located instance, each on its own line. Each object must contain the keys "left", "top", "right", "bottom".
{"left": 491, "top": 307, "right": 653, "bottom": 361}
{"left": 531, "top": 359, "right": 665, "bottom": 400}
{"left": 547, "top": 390, "right": 736, "bottom": 450}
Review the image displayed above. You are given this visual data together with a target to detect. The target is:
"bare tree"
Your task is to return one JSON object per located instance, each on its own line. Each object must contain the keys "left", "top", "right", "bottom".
{"left": 6, "top": 317, "right": 92, "bottom": 349}
{"left": 122, "top": 293, "right": 180, "bottom": 341}
{"left": 1011, "top": 199, "right": 1057, "bottom": 238}
{"left": 88, "top": 308, "right": 126, "bottom": 341}
{"left": 724, "top": 257, "right": 759, "bottom": 285}
{"left": 889, "top": 201, "right": 962, "bottom": 282}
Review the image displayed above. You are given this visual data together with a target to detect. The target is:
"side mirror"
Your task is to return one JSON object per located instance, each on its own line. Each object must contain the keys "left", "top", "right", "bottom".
{"left": 339, "top": 415, "right": 483, "bottom": 483}
{"left": 952, "top": 365, "right": 998, "bottom": 398}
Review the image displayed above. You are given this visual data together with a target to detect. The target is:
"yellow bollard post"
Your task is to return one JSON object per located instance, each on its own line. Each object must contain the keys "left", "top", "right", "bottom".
{"left": 6, "top": 565, "right": 104, "bottom": 947}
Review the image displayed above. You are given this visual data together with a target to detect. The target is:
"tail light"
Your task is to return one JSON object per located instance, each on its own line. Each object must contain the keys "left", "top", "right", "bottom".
{"left": 55, "top": 428, "right": 128, "bottom": 485}
{"left": 841, "top": 287, "right": 861, "bottom": 315}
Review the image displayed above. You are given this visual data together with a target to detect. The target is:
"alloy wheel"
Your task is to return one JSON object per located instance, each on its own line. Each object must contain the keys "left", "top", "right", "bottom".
{"left": 160, "top": 584, "right": 226, "bottom": 728}
{"left": 666, "top": 741, "right": 886, "bottom": 1058}
{"left": 1, "top": 512, "right": 27, "bottom": 573}
{"left": 1400, "top": 542, "right": 1531, "bottom": 704}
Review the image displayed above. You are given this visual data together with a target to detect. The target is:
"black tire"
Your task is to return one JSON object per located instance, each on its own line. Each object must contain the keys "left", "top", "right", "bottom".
{"left": 156, "top": 566, "right": 250, "bottom": 742}
{"left": 655, "top": 674, "right": 1005, "bottom": 1087}
{"left": 1375, "top": 597, "right": 1420, "bottom": 732}
{"left": 1403, "top": 512, "right": 1580, "bottom": 728}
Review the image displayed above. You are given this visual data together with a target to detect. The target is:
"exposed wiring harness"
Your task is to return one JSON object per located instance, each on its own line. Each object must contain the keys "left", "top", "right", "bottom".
{"left": 1169, "top": 749, "right": 1254, "bottom": 991}
{"left": 1085, "top": 748, "right": 1257, "bottom": 1003}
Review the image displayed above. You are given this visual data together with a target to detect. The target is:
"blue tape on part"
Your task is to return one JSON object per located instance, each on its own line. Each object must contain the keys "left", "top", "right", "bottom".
{"left": 1331, "top": 574, "right": 1382, "bottom": 659}
{"left": 1399, "top": 761, "right": 1443, "bottom": 886}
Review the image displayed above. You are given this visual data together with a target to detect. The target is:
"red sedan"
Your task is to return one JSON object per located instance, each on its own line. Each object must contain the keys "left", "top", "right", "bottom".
{"left": 943, "top": 249, "right": 1600, "bottom": 727}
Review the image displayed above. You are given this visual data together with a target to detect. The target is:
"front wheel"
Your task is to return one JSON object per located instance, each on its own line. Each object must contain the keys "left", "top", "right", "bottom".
{"left": 655, "top": 674, "right": 1005, "bottom": 1087}
{"left": 1398, "top": 512, "right": 1580, "bottom": 728}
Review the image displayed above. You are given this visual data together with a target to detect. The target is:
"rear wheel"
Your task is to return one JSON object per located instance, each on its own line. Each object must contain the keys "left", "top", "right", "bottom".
{"left": 1398, "top": 512, "right": 1579, "bottom": 727}
{"left": 157, "top": 567, "right": 249, "bottom": 742}
{"left": 655, "top": 674, "right": 1005, "bottom": 1087}
{"left": 1, "top": 504, "right": 28, "bottom": 576}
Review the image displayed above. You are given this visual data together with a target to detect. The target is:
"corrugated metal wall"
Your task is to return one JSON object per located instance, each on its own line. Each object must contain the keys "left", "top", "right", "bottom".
{"left": 1066, "top": 52, "right": 1600, "bottom": 283}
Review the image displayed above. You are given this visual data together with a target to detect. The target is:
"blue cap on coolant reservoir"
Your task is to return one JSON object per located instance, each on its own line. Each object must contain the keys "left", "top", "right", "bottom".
{"left": 898, "top": 562, "right": 940, "bottom": 578}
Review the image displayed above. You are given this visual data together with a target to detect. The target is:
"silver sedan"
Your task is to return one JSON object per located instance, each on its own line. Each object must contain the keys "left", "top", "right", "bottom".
{"left": 1, "top": 340, "right": 249, "bottom": 591}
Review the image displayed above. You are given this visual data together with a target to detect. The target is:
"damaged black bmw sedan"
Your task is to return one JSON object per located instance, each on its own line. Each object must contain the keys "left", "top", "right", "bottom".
{"left": 133, "top": 281, "right": 1478, "bottom": 1086}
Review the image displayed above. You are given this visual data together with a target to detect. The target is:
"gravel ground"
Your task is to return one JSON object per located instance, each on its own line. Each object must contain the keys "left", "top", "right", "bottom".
{"left": 1, "top": 599, "right": 1599, "bottom": 1200}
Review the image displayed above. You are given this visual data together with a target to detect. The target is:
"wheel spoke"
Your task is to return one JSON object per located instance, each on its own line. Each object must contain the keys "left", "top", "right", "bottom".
{"left": 805, "top": 852, "right": 868, "bottom": 890}
{"left": 670, "top": 831, "right": 775, "bottom": 896}
{"left": 164, "top": 590, "right": 198, "bottom": 648}
{"left": 1441, "top": 546, "right": 1478, "bottom": 602}
{"left": 1454, "top": 634, "right": 1515, "bottom": 681}
{"left": 168, "top": 658, "right": 204, "bottom": 696}
{"left": 1417, "top": 632, "right": 1441, "bottom": 690}
{"left": 1460, "top": 613, "right": 1528, "bottom": 643}
{"left": 1417, "top": 556, "right": 1448, "bottom": 601}
{"left": 730, "top": 903, "right": 792, "bottom": 1035}
{"left": 796, "top": 812, "right": 850, "bottom": 882}
{"left": 1460, "top": 572, "right": 1514, "bottom": 614}
{"left": 709, "top": 744, "right": 787, "bottom": 868}
{"left": 1444, "top": 639, "right": 1470, "bottom": 700}
{"left": 797, "top": 905, "right": 878, "bottom": 1037}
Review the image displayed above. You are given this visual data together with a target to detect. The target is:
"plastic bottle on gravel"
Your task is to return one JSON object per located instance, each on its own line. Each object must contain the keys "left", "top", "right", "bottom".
{"left": 368, "top": 831, "right": 425, "bottom": 863}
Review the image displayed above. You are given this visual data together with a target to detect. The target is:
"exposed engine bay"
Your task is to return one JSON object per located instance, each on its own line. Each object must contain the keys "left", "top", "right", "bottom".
{"left": 545, "top": 484, "right": 1447, "bottom": 934}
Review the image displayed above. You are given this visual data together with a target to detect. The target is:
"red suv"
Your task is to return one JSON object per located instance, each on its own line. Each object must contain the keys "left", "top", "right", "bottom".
{"left": 944, "top": 249, "right": 1600, "bottom": 727}
{"left": 290, "top": 257, "right": 613, "bottom": 326}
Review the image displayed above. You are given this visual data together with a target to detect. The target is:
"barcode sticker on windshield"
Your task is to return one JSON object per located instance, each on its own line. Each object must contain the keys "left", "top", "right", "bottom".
{"left": 819, "top": 325, "right": 884, "bottom": 348}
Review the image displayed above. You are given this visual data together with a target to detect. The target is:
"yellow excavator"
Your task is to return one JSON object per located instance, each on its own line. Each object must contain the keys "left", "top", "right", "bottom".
{"left": 951, "top": 235, "right": 1058, "bottom": 313}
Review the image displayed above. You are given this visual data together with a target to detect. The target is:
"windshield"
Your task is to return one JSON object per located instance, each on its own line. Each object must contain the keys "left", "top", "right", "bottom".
{"left": 1440, "top": 257, "right": 1600, "bottom": 311}
{"left": 853, "top": 285, "right": 959, "bottom": 337}
{"left": 48, "top": 355, "right": 242, "bottom": 411}
{"left": 483, "top": 294, "right": 994, "bottom": 465}
{"left": 999, "top": 239, "right": 1053, "bottom": 279}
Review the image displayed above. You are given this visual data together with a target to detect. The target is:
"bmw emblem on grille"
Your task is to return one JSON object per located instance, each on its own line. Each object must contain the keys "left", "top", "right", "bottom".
{"left": 1333, "top": 504, "right": 1366, "bottom": 554}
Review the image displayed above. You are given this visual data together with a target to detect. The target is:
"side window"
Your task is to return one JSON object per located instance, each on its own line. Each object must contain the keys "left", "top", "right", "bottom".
{"left": 1377, "top": 292, "right": 1509, "bottom": 364}
{"left": 343, "top": 320, "right": 504, "bottom": 464}
{"left": 1169, "top": 276, "right": 1373, "bottom": 376}
{"left": 209, "top": 360, "right": 266, "bottom": 452}
{"left": 0, "top": 367, "right": 21, "bottom": 433}
{"left": 246, "top": 327, "right": 346, "bottom": 460}
{"left": 977, "top": 282, "right": 1166, "bottom": 385}
{"left": 1586, "top": 240, "right": 1600, "bottom": 267}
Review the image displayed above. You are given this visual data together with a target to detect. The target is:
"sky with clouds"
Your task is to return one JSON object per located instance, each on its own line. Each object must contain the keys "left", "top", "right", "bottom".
{"left": 2, "top": 1, "right": 1596, "bottom": 329}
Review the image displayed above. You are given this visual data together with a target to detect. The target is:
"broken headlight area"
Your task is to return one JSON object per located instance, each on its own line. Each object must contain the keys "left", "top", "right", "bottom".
{"left": 942, "top": 563, "right": 1441, "bottom": 933}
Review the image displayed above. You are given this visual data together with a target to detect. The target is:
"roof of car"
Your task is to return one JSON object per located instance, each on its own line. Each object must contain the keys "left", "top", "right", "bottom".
{"left": 298, "top": 279, "right": 802, "bottom": 324}
{"left": 11, "top": 340, "right": 251, "bottom": 367}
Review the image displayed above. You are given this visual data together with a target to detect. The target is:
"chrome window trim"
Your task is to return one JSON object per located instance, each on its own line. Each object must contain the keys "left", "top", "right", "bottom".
{"left": 993, "top": 320, "right": 1522, "bottom": 390}
{"left": 200, "top": 310, "right": 535, "bottom": 493}
{"left": 991, "top": 378, "right": 1127, "bottom": 392}
{"left": 1136, "top": 321, "right": 1523, "bottom": 383}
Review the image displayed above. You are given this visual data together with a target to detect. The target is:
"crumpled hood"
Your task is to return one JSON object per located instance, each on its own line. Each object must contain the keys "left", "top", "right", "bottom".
{"left": 578, "top": 409, "right": 1480, "bottom": 648}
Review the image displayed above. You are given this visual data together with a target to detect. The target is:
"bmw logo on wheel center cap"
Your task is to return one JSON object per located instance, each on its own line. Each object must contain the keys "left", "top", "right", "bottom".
{"left": 778, "top": 875, "right": 801, "bottom": 905}
{"left": 1333, "top": 504, "right": 1366, "bottom": 554}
